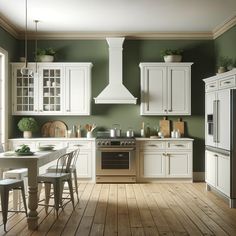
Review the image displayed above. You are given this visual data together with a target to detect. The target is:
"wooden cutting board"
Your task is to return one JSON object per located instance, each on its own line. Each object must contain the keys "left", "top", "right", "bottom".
{"left": 159, "top": 117, "right": 170, "bottom": 138}
{"left": 173, "top": 118, "right": 185, "bottom": 137}
{"left": 41, "top": 121, "right": 53, "bottom": 137}
{"left": 49, "top": 121, "right": 67, "bottom": 137}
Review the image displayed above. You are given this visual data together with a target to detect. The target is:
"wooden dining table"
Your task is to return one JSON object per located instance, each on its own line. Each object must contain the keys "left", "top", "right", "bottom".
{"left": 0, "top": 147, "right": 67, "bottom": 230}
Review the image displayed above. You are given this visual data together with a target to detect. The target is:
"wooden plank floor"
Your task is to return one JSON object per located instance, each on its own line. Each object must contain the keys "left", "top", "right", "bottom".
{"left": 1, "top": 183, "right": 236, "bottom": 236}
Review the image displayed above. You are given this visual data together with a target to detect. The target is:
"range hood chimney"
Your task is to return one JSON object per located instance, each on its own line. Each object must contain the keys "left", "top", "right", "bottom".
{"left": 94, "top": 37, "right": 137, "bottom": 104}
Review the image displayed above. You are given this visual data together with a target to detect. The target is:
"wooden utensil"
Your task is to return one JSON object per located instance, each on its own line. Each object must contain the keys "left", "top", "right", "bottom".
{"left": 173, "top": 118, "right": 185, "bottom": 137}
{"left": 41, "top": 121, "right": 53, "bottom": 137}
{"left": 49, "top": 121, "right": 67, "bottom": 137}
{"left": 159, "top": 117, "right": 170, "bottom": 138}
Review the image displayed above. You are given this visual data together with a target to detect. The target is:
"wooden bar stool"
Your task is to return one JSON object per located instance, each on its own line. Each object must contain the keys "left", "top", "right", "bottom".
{"left": 3, "top": 168, "right": 28, "bottom": 210}
{"left": 0, "top": 179, "right": 28, "bottom": 232}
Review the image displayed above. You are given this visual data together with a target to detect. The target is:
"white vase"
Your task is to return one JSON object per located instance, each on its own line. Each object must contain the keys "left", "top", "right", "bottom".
{"left": 164, "top": 55, "right": 182, "bottom": 62}
{"left": 39, "top": 55, "right": 54, "bottom": 62}
{"left": 23, "top": 131, "right": 32, "bottom": 138}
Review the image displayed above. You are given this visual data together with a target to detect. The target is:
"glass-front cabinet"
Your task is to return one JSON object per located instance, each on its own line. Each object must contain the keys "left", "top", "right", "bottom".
{"left": 12, "top": 62, "right": 92, "bottom": 116}
{"left": 39, "top": 65, "right": 63, "bottom": 113}
{"left": 13, "top": 64, "right": 37, "bottom": 114}
{"left": 12, "top": 63, "right": 63, "bottom": 115}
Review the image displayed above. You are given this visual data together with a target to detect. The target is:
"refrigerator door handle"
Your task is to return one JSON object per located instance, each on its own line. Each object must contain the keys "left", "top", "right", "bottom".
{"left": 216, "top": 100, "right": 219, "bottom": 143}
{"left": 213, "top": 100, "right": 218, "bottom": 143}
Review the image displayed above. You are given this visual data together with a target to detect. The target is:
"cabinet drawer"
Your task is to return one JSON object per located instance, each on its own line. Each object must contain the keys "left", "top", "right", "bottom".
{"left": 68, "top": 141, "right": 92, "bottom": 150}
{"left": 205, "top": 81, "right": 218, "bottom": 92}
{"left": 219, "top": 76, "right": 235, "bottom": 89}
{"left": 140, "top": 141, "right": 166, "bottom": 150}
{"left": 166, "top": 141, "right": 192, "bottom": 150}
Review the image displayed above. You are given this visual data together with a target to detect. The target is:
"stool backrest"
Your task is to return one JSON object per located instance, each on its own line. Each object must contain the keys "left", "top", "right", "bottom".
{"left": 71, "top": 148, "right": 80, "bottom": 167}
{"left": 56, "top": 151, "right": 74, "bottom": 174}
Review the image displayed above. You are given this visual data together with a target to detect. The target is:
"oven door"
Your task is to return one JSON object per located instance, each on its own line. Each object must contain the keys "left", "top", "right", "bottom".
{"left": 96, "top": 147, "right": 136, "bottom": 175}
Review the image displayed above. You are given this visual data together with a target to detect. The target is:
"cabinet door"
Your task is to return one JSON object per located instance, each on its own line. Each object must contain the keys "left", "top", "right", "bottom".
{"left": 167, "top": 152, "right": 192, "bottom": 178}
{"left": 12, "top": 64, "right": 37, "bottom": 115}
{"left": 140, "top": 66, "right": 167, "bottom": 115}
{"left": 167, "top": 66, "right": 191, "bottom": 115}
{"left": 205, "top": 150, "right": 216, "bottom": 186}
{"left": 76, "top": 151, "right": 92, "bottom": 178}
{"left": 216, "top": 153, "right": 230, "bottom": 197}
{"left": 65, "top": 65, "right": 91, "bottom": 115}
{"left": 140, "top": 151, "right": 166, "bottom": 178}
{"left": 38, "top": 65, "right": 64, "bottom": 114}
{"left": 217, "top": 89, "right": 230, "bottom": 150}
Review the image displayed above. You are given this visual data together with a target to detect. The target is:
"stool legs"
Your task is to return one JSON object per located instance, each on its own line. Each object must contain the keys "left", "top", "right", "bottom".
{"left": 73, "top": 170, "right": 79, "bottom": 201}
{"left": 0, "top": 186, "right": 9, "bottom": 232}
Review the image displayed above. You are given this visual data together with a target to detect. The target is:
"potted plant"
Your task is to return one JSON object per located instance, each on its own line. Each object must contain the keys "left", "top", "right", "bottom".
{"left": 17, "top": 117, "right": 39, "bottom": 138}
{"left": 160, "top": 49, "right": 183, "bottom": 62}
{"left": 36, "top": 47, "right": 56, "bottom": 62}
{"left": 217, "top": 56, "right": 231, "bottom": 73}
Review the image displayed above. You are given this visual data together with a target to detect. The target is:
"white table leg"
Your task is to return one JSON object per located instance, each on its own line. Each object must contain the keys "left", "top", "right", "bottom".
{"left": 27, "top": 165, "right": 39, "bottom": 230}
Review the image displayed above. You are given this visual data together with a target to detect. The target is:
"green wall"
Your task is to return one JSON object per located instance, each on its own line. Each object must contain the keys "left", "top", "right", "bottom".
{"left": 14, "top": 39, "right": 216, "bottom": 172}
{"left": 3, "top": 24, "right": 236, "bottom": 173}
{"left": 214, "top": 25, "right": 236, "bottom": 68}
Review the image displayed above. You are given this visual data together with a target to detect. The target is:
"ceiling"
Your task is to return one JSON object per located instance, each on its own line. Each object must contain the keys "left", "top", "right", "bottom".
{"left": 0, "top": 0, "right": 236, "bottom": 39}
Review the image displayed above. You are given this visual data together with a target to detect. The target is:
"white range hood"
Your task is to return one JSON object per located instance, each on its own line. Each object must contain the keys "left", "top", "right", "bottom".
{"left": 94, "top": 37, "right": 137, "bottom": 104}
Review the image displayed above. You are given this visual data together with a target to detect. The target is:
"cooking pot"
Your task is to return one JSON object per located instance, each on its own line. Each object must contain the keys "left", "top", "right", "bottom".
{"left": 126, "top": 128, "right": 134, "bottom": 137}
{"left": 110, "top": 124, "right": 121, "bottom": 138}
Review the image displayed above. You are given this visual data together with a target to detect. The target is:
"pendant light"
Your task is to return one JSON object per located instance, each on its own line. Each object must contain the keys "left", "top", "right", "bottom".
{"left": 21, "top": 0, "right": 33, "bottom": 76}
{"left": 34, "top": 20, "right": 39, "bottom": 76}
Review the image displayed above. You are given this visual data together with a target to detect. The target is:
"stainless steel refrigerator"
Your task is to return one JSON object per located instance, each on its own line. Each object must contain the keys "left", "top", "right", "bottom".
{"left": 205, "top": 88, "right": 236, "bottom": 208}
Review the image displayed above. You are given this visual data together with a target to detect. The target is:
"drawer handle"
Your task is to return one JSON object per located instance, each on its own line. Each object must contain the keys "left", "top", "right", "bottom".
{"left": 174, "top": 144, "right": 184, "bottom": 147}
{"left": 209, "top": 85, "right": 215, "bottom": 88}
{"left": 214, "top": 154, "right": 218, "bottom": 157}
{"left": 147, "top": 144, "right": 157, "bottom": 147}
{"left": 223, "top": 81, "right": 231, "bottom": 84}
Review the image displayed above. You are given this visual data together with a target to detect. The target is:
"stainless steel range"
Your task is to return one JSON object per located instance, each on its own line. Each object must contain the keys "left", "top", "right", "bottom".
{"left": 96, "top": 138, "right": 136, "bottom": 183}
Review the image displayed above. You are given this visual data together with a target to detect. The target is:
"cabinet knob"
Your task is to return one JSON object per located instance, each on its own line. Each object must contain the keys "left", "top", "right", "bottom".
{"left": 162, "top": 153, "right": 166, "bottom": 156}
{"left": 34, "top": 109, "right": 37, "bottom": 112}
{"left": 168, "top": 109, "right": 172, "bottom": 112}
{"left": 164, "top": 109, "right": 167, "bottom": 112}
{"left": 66, "top": 109, "right": 70, "bottom": 112}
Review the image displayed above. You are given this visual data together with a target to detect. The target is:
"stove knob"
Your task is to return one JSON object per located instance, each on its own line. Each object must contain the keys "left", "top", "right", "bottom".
{"left": 105, "top": 141, "right": 109, "bottom": 146}
{"left": 97, "top": 141, "right": 101, "bottom": 146}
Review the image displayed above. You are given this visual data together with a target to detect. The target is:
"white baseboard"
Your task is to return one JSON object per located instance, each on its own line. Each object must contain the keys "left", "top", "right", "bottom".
{"left": 193, "top": 172, "right": 205, "bottom": 182}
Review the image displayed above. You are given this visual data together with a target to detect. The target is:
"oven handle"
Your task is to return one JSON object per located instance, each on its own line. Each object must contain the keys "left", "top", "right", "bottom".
{"left": 97, "top": 147, "right": 135, "bottom": 152}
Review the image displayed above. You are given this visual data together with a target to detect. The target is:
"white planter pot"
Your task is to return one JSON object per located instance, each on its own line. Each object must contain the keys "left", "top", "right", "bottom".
{"left": 23, "top": 131, "right": 32, "bottom": 138}
{"left": 164, "top": 55, "right": 182, "bottom": 62}
{"left": 39, "top": 55, "right": 54, "bottom": 62}
{"left": 218, "top": 66, "right": 226, "bottom": 74}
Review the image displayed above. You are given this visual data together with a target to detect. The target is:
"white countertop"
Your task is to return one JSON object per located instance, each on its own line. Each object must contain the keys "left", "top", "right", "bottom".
{"left": 136, "top": 137, "right": 194, "bottom": 141}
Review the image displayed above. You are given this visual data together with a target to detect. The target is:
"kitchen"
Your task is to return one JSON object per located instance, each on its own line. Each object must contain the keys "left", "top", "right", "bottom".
{"left": 0, "top": 0, "right": 236, "bottom": 235}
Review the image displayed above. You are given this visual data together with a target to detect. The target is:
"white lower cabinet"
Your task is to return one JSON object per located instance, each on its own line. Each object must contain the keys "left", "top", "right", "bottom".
{"left": 206, "top": 150, "right": 230, "bottom": 197}
{"left": 8, "top": 138, "right": 95, "bottom": 182}
{"left": 137, "top": 139, "right": 193, "bottom": 182}
{"left": 140, "top": 151, "right": 165, "bottom": 178}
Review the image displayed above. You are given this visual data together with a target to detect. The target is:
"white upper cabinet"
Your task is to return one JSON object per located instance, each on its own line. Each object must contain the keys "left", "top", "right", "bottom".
{"left": 139, "top": 63, "right": 192, "bottom": 116}
{"left": 65, "top": 64, "right": 92, "bottom": 115}
{"left": 12, "top": 62, "right": 92, "bottom": 116}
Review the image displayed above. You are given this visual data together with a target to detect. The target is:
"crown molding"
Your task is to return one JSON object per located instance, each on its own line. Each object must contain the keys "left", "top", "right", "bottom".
{"left": 17, "top": 31, "right": 213, "bottom": 40}
{"left": 0, "top": 15, "right": 235, "bottom": 40}
{"left": 0, "top": 17, "right": 19, "bottom": 38}
{"left": 213, "top": 14, "right": 236, "bottom": 39}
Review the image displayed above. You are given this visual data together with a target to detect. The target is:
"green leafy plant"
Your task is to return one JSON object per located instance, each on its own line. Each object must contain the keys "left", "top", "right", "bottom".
{"left": 17, "top": 117, "right": 38, "bottom": 132}
{"left": 160, "top": 49, "right": 183, "bottom": 57}
{"left": 15, "top": 144, "right": 31, "bottom": 153}
{"left": 36, "top": 47, "right": 56, "bottom": 56}
{"left": 218, "top": 56, "right": 232, "bottom": 68}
